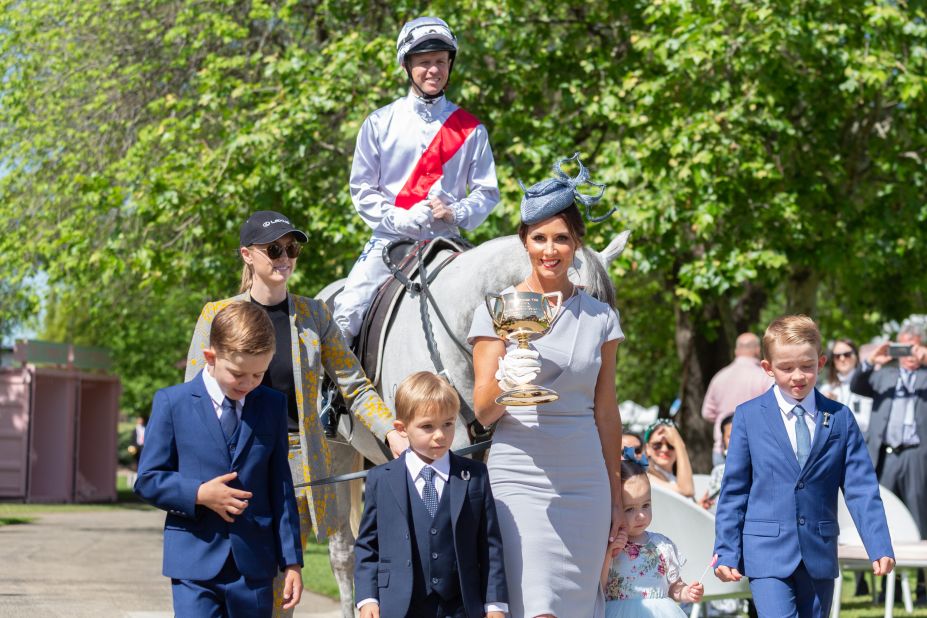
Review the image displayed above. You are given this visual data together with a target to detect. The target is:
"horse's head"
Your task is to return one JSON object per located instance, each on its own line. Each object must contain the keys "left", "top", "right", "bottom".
{"left": 573, "top": 230, "right": 631, "bottom": 307}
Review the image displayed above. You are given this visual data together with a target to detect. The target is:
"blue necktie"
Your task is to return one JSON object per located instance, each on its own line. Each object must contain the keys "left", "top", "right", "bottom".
{"left": 220, "top": 397, "right": 239, "bottom": 440}
{"left": 793, "top": 405, "right": 811, "bottom": 468}
{"left": 420, "top": 466, "right": 439, "bottom": 518}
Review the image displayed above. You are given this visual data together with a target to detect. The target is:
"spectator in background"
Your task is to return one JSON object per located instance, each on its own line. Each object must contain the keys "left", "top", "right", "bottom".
{"left": 622, "top": 431, "right": 643, "bottom": 459}
{"left": 851, "top": 323, "right": 927, "bottom": 602}
{"left": 821, "top": 339, "right": 872, "bottom": 435}
{"left": 644, "top": 419, "right": 695, "bottom": 498}
{"left": 700, "top": 415, "right": 734, "bottom": 512}
{"left": 128, "top": 415, "right": 145, "bottom": 470}
{"left": 702, "top": 332, "right": 773, "bottom": 465}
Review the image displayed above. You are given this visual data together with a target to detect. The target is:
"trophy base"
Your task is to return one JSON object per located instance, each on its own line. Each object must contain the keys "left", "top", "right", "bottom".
{"left": 495, "top": 385, "right": 560, "bottom": 406}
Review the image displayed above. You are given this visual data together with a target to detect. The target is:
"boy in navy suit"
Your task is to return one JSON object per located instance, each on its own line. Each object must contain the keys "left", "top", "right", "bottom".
{"left": 135, "top": 302, "right": 303, "bottom": 617}
{"left": 714, "top": 315, "right": 894, "bottom": 617}
{"left": 354, "top": 371, "right": 507, "bottom": 618}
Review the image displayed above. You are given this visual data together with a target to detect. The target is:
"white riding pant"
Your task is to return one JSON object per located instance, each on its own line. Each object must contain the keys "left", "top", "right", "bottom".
{"left": 333, "top": 237, "right": 392, "bottom": 344}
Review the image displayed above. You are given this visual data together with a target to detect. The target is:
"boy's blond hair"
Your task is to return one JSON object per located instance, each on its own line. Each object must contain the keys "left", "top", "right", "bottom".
{"left": 394, "top": 371, "right": 460, "bottom": 424}
{"left": 209, "top": 301, "right": 275, "bottom": 357}
{"left": 763, "top": 314, "right": 822, "bottom": 359}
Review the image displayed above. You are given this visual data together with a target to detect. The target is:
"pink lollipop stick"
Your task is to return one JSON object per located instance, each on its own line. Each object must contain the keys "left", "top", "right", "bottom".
{"left": 698, "top": 554, "right": 719, "bottom": 583}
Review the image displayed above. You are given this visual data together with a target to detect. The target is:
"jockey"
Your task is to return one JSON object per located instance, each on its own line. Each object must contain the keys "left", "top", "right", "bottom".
{"left": 333, "top": 16, "right": 500, "bottom": 345}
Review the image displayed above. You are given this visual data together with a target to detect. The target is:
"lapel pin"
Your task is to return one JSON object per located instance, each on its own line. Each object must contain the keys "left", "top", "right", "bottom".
{"left": 460, "top": 470, "right": 471, "bottom": 481}
{"left": 823, "top": 412, "right": 831, "bottom": 428}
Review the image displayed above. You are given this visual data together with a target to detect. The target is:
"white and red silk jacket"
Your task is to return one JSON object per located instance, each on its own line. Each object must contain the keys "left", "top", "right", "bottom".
{"left": 349, "top": 92, "right": 500, "bottom": 241}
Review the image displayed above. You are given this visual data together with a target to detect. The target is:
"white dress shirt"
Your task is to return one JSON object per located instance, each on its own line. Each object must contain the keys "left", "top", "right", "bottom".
{"left": 350, "top": 92, "right": 499, "bottom": 241}
{"left": 773, "top": 385, "right": 817, "bottom": 457}
{"left": 405, "top": 449, "right": 450, "bottom": 501}
{"left": 202, "top": 369, "right": 244, "bottom": 421}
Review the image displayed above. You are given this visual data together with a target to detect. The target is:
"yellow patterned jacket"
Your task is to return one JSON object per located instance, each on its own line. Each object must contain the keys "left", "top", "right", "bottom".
{"left": 184, "top": 292, "right": 394, "bottom": 540}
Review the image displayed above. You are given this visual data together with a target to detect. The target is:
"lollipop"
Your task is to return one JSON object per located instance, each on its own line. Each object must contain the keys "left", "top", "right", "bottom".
{"left": 698, "top": 554, "right": 719, "bottom": 583}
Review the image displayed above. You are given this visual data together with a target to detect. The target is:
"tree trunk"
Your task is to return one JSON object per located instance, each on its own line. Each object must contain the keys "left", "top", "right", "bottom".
{"left": 786, "top": 266, "right": 819, "bottom": 316}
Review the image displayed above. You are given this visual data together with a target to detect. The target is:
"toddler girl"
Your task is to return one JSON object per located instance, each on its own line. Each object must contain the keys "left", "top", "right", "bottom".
{"left": 600, "top": 460, "right": 704, "bottom": 617}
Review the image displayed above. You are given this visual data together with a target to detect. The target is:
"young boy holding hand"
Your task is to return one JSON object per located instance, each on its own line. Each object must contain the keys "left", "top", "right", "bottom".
{"left": 714, "top": 315, "right": 894, "bottom": 617}
{"left": 136, "top": 302, "right": 303, "bottom": 616}
{"left": 354, "top": 371, "right": 507, "bottom": 618}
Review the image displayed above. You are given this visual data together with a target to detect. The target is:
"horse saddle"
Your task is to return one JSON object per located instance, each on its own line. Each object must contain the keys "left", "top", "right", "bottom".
{"left": 357, "top": 236, "right": 471, "bottom": 386}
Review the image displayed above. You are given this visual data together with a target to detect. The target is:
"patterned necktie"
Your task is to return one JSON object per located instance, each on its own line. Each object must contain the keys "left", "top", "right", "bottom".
{"left": 420, "top": 466, "right": 439, "bottom": 518}
{"left": 793, "top": 405, "right": 811, "bottom": 468}
{"left": 220, "top": 397, "right": 239, "bottom": 440}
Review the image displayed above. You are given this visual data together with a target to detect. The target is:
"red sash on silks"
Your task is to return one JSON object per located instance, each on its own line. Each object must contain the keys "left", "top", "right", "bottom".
{"left": 394, "top": 107, "right": 481, "bottom": 209}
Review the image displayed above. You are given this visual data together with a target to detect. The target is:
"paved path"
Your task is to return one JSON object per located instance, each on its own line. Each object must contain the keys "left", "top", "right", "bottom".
{"left": 0, "top": 508, "right": 342, "bottom": 617}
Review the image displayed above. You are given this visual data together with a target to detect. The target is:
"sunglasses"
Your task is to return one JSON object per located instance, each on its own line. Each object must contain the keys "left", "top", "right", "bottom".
{"left": 648, "top": 441, "right": 675, "bottom": 451}
{"left": 257, "top": 242, "right": 302, "bottom": 260}
{"left": 832, "top": 351, "right": 855, "bottom": 360}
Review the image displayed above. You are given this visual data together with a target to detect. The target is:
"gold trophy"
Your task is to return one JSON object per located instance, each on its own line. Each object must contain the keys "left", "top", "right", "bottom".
{"left": 485, "top": 291, "right": 562, "bottom": 406}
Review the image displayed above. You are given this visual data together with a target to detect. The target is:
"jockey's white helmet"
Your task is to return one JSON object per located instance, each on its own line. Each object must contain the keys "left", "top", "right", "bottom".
{"left": 396, "top": 16, "right": 458, "bottom": 68}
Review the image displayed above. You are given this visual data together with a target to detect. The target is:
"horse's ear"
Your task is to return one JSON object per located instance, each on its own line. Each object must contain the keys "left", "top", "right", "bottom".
{"left": 599, "top": 230, "right": 631, "bottom": 265}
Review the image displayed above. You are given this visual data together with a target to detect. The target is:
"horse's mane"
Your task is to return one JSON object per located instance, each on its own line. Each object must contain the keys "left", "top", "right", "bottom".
{"left": 579, "top": 246, "right": 616, "bottom": 308}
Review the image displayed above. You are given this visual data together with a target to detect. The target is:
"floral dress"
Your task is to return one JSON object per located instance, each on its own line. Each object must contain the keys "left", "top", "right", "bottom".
{"left": 603, "top": 531, "right": 688, "bottom": 618}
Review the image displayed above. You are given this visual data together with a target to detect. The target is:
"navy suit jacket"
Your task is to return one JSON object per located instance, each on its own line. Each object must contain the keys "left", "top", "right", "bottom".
{"left": 354, "top": 451, "right": 508, "bottom": 618}
{"left": 134, "top": 372, "right": 303, "bottom": 580}
{"left": 714, "top": 387, "right": 893, "bottom": 580}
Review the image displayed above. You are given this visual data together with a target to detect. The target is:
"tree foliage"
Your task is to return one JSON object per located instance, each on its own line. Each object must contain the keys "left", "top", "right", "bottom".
{"left": 2, "top": 0, "right": 925, "bottom": 466}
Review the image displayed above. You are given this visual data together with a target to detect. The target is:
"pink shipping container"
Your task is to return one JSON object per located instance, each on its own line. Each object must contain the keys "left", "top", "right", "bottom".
{"left": 0, "top": 341, "right": 120, "bottom": 503}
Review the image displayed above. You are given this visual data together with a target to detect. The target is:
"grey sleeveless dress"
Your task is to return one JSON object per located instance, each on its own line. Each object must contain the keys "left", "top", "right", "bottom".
{"left": 469, "top": 289, "right": 623, "bottom": 618}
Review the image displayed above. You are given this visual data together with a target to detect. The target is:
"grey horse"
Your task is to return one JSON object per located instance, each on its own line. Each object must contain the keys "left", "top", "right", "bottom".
{"left": 315, "top": 231, "right": 629, "bottom": 617}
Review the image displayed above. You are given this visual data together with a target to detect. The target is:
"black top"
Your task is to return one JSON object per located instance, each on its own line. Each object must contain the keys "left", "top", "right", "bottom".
{"left": 250, "top": 295, "right": 298, "bottom": 427}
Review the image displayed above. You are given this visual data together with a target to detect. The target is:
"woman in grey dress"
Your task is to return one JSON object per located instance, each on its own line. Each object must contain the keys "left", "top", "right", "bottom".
{"left": 469, "top": 154, "right": 624, "bottom": 618}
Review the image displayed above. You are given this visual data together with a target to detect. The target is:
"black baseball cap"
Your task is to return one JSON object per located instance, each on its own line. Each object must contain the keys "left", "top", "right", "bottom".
{"left": 239, "top": 210, "right": 308, "bottom": 246}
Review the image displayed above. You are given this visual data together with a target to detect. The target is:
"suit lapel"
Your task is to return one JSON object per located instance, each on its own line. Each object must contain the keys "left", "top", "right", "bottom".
{"left": 386, "top": 455, "right": 410, "bottom": 520}
{"left": 191, "top": 372, "right": 231, "bottom": 464}
{"left": 448, "top": 455, "right": 469, "bottom": 527}
{"left": 803, "top": 390, "right": 835, "bottom": 472}
{"left": 232, "top": 389, "right": 259, "bottom": 466}
{"left": 759, "top": 389, "right": 802, "bottom": 476}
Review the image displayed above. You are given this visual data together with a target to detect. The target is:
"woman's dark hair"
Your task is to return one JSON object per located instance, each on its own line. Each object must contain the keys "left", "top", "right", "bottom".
{"left": 620, "top": 460, "right": 649, "bottom": 483}
{"left": 623, "top": 431, "right": 642, "bottom": 447}
{"left": 826, "top": 338, "right": 859, "bottom": 385}
{"left": 720, "top": 415, "right": 734, "bottom": 434}
{"left": 517, "top": 203, "right": 586, "bottom": 246}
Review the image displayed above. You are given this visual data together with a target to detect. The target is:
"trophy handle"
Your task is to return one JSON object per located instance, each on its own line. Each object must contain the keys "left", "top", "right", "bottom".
{"left": 542, "top": 291, "right": 563, "bottom": 322}
{"left": 485, "top": 293, "right": 504, "bottom": 324}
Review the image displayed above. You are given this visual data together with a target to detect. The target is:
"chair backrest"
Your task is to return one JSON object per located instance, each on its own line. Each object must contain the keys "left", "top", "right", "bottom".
{"left": 838, "top": 485, "right": 921, "bottom": 546}
{"left": 649, "top": 482, "right": 751, "bottom": 599}
{"left": 692, "top": 473, "right": 712, "bottom": 500}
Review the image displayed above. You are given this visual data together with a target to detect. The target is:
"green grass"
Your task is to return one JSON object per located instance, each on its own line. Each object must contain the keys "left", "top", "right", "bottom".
{"left": 838, "top": 571, "right": 927, "bottom": 617}
{"left": 302, "top": 537, "right": 340, "bottom": 599}
{"left": 0, "top": 471, "right": 153, "bottom": 526}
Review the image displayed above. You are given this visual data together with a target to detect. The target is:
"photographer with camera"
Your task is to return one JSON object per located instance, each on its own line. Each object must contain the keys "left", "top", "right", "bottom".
{"left": 851, "top": 323, "right": 927, "bottom": 602}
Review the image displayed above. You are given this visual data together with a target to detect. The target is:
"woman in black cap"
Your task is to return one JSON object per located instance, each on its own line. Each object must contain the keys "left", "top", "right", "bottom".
{"left": 468, "top": 155, "right": 623, "bottom": 618}
{"left": 185, "top": 210, "right": 406, "bottom": 614}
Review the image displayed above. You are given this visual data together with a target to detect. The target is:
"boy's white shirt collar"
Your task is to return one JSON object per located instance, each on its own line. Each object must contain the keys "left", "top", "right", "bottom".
{"left": 201, "top": 368, "right": 245, "bottom": 418}
{"left": 404, "top": 448, "right": 450, "bottom": 482}
{"left": 773, "top": 384, "right": 817, "bottom": 418}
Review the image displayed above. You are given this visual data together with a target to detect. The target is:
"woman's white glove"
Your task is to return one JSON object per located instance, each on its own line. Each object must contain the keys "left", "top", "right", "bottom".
{"left": 496, "top": 347, "right": 542, "bottom": 392}
{"left": 388, "top": 202, "right": 433, "bottom": 236}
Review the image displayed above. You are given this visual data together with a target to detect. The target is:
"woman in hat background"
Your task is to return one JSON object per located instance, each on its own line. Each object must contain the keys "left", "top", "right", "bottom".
{"left": 642, "top": 419, "right": 695, "bottom": 499}
{"left": 185, "top": 210, "right": 407, "bottom": 615}
{"left": 333, "top": 15, "right": 500, "bottom": 346}
{"left": 468, "top": 155, "right": 624, "bottom": 617}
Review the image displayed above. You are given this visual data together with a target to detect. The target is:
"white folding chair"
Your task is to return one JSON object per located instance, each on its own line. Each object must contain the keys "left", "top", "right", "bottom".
{"left": 832, "top": 485, "right": 927, "bottom": 618}
{"left": 650, "top": 483, "right": 751, "bottom": 618}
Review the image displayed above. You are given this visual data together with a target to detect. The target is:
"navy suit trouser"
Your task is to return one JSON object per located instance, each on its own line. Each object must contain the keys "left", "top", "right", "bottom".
{"left": 749, "top": 561, "right": 834, "bottom": 618}
{"left": 171, "top": 553, "right": 274, "bottom": 618}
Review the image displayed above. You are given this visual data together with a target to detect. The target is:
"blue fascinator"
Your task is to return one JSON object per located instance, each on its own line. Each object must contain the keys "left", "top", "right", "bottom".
{"left": 519, "top": 152, "right": 616, "bottom": 225}
{"left": 622, "top": 446, "right": 648, "bottom": 468}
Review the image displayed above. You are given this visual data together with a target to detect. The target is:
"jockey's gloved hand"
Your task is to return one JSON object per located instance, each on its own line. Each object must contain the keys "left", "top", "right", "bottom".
{"left": 496, "top": 347, "right": 542, "bottom": 392}
{"left": 387, "top": 202, "right": 433, "bottom": 236}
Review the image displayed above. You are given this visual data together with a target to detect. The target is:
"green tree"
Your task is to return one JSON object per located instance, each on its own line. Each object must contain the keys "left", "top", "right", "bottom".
{"left": 2, "top": 1, "right": 925, "bottom": 466}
